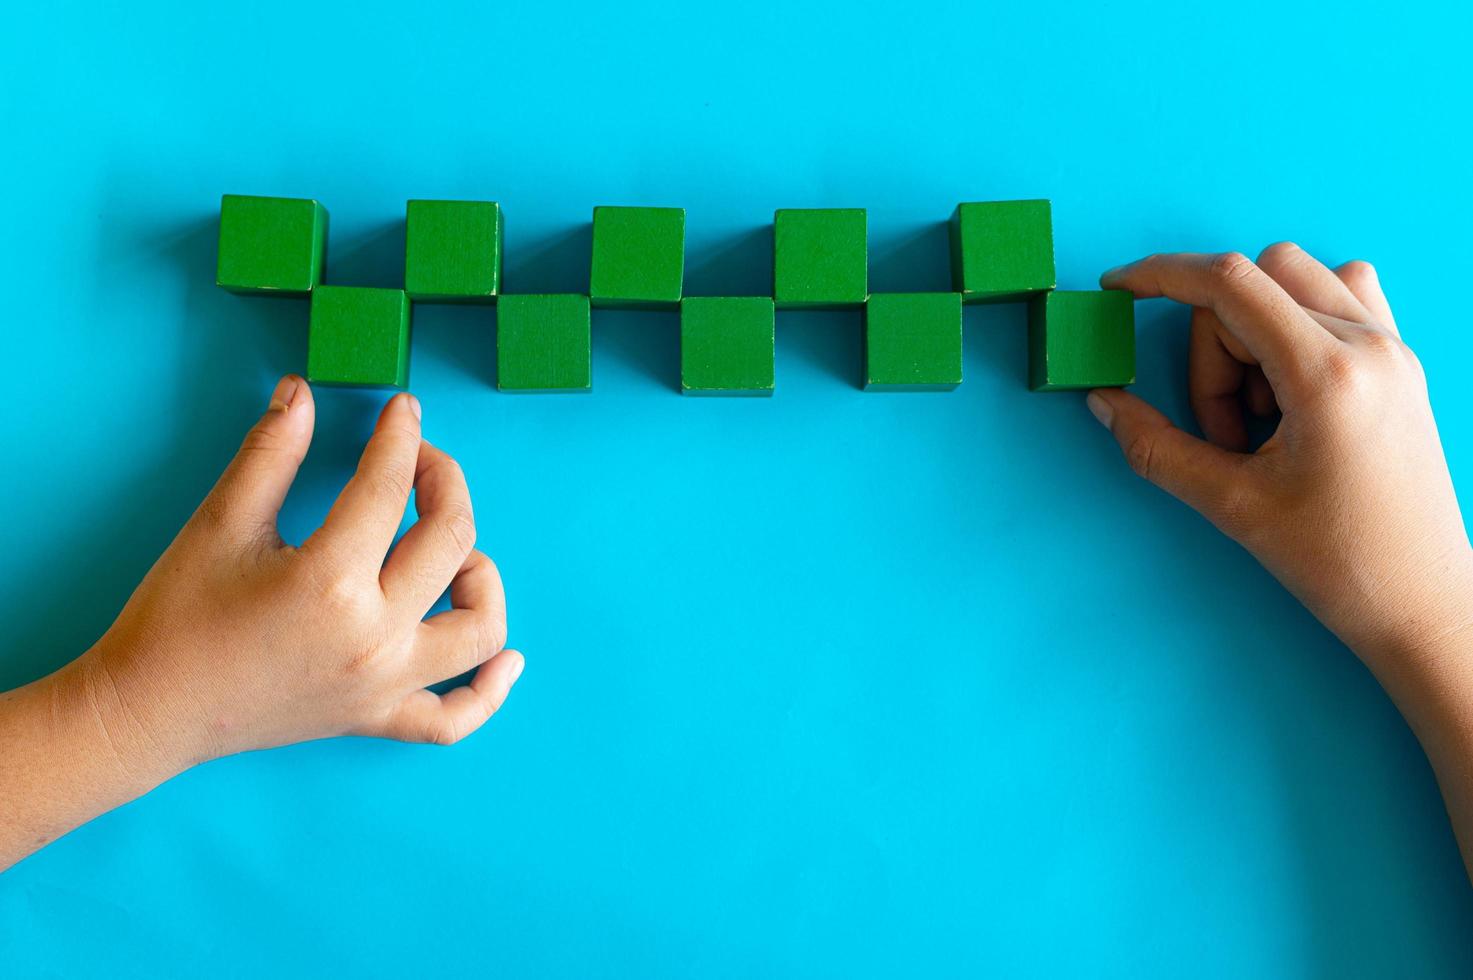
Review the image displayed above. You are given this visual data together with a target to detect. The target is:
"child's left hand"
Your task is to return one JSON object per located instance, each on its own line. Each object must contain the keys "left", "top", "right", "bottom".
{"left": 93, "top": 375, "right": 524, "bottom": 763}
{"left": 1, "top": 376, "right": 522, "bottom": 869}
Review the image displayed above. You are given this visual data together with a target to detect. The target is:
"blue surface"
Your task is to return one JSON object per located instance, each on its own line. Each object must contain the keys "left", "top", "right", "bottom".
{"left": 3, "top": 0, "right": 1472, "bottom": 975}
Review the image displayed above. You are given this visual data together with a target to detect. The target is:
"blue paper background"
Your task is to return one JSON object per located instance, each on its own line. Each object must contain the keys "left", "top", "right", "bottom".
{"left": 3, "top": 0, "right": 1472, "bottom": 975}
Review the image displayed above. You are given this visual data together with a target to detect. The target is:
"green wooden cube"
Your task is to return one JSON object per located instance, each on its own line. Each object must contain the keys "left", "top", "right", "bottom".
{"left": 1028, "top": 290, "right": 1135, "bottom": 391}
{"left": 773, "top": 208, "right": 867, "bottom": 308}
{"left": 404, "top": 199, "right": 503, "bottom": 302}
{"left": 680, "top": 297, "right": 775, "bottom": 396}
{"left": 589, "top": 206, "right": 685, "bottom": 308}
{"left": 950, "top": 200, "right": 1055, "bottom": 303}
{"left": 216, "top": 194, "right": 327, "bottom": 295}
{"left": 497, "top": 294, "right": 592, "bottom": 392}
{"left": 307, "top": 286, "right": 411, "bottom": 388}
{"left": 864, "top": 292, "right": 963, "bottom": 391}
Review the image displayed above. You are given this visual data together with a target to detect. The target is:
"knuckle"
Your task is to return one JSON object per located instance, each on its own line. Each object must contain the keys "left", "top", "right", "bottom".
{"left": 239, "top": 421, "right": 290, "bottom": 458}
{"left": 1124, "top": 430, "right": 1160, "bottom": 481}
{"left": 1212, "top": 473, "right": 1261, "bottom": 537}
{"left": 313, "top": 564, "right": 374, "bottom": 621}
{"left": 1209, "top": 251, "right": 1257, "bottom": 287}
{"left": 478, "top": 608, "right": 509, "bottom": 654}
{"left": 367, "top": 465, "right": 414, "bottom": 504}
{"left": 1320, "top": 347, "right": 1369, "bottom": 394}
{"left": 425, "top": 716, "right": 463, "bottom": 747}
{"left": 1359, "top": 328, "right": 1401, "bottom": 358}
{"left": 438, "top": 503, "right": 478, "bottom": 555}
{"left": 1255, "top": 240, "right": 1301, "bottom": 270}
{"left": 1339, "top": 259, "right": 1376, "bottom": 285}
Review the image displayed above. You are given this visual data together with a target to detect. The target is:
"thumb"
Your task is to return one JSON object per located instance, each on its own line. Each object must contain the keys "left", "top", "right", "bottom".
{"left": 1086, "top": 387, "right": 1251, "bottom": 524}
{"left": 197, "top": 375, "right": 316, "bottom": 539}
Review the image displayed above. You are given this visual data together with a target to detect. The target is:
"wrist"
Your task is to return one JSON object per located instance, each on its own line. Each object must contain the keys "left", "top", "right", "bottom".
{"left": 62, "top": 642, "right": 212, "bottom": 788}
{"left": 1345, "top": 557, "right": 1473, "bottom": 715}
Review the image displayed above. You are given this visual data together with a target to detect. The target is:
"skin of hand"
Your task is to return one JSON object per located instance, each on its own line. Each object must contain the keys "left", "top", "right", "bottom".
{"left": 1089, "top": 244, "right": 1473, "bottom": 880}
{"left": 0, "top": 378, "right": 522, "bottom": 869}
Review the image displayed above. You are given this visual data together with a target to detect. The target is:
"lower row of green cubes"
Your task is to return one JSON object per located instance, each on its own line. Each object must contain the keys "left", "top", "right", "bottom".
{"left": 303, "top": 287, "right": 1133, "bottom": 393}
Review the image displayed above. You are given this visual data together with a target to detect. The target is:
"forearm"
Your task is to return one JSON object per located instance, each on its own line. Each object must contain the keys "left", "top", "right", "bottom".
{"left": 0, "top": 654, "right": 185, "bottom": 871}
{"left": 1357, "top": 627, "right": 1473, "bottom": 882}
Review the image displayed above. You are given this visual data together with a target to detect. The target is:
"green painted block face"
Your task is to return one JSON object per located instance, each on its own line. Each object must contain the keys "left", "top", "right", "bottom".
{"left": 950, "top": 200, "right": 1055, "bottom": 303}
{"left": 589, "top": 206, "right": 685, "bottom": 308}
{"left": 497, "top": 294, "right": 592, "bottom": 392}
{"left": 773, "top": 208, "right": 867, "bottom": 308}
{"left": 1028, "top": 290, "right": 1135, "bottom": 391}
{"left": 404, "top": 200, "right": 503, "bottom": 301}
{"left": 864, "top": 292, "right": 963, "bottom": 390}
{"left": 216, "top": 194, "right": 327, "bottom": 295}
{"left": 680, "top": 297, "right": 775, "bottom": 396}
{"left": 307, "top": 287, "right": 411, "bottom": 388}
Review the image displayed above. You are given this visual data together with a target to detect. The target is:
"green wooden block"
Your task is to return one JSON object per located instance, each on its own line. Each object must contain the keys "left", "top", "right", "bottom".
{"left": 216, "top": 194, "right": 327, "bottom": 295}
{"left": 307, "top": 286, "right": 411, "bottom": 388}
{"left": 863, "top": 292, "right": 963, "bottom": 391}
{"left": 497, "top": 294, "right": 592, "bottom": 392}
{"left": 773, "top": 208, "right": 867, "bottom": 308}
{"left": 1028, "top": 290, "right": 1135, "bottom": 391}
{"left": 949, "top": 200, "right": 1055, "bottom": 303}
{"left": 680, "top": 297, "right": 775, "bottom": 396}
{"left": 404, "top": 199, "right": 503, "bottom": 302}
{"left": 589, "top": 206, "right": 685, "bottom": 308}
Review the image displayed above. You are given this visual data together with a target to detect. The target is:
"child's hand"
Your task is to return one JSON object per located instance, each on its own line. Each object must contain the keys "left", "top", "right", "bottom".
{"left": 1090, "top": 245, "right": 1473, "bottom": 663}
{"left": 1, "top": 378, "right": 522, "bottom": 868}
{"left": 83, "top": 378, "right": 523, "bottom": 769}
{"left": 1088, "top": 245, "right": 1473, "bottom": 879}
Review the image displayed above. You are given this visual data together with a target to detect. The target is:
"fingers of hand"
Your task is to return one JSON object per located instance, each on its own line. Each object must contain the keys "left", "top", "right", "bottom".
{"left": 376, "top": 649, "right": 524, "bottom": 746}
{"left": 1101, "top": 252, "right": 1331, "bottom": 398}
{"left": 1188, "top": 307, "right": 1250, "bottom": 452}
{"left": 381, "top": 442, "right": 478, "bottom": 614}
{"left": 1088, "top": 387, "right": 1255, "bottom": 529}
{"left": 312, "top": 393, "right": 423, "bottom": 565}
{"left": 1334, "top": 260, "right": 1398, "bottom": 335}
{"left": 413, "top": 550, "right": 508, "bottom": 686}
{"left": 1255, "top": 241, "right": 1372, "bottom": 325}
{"left": 197, "top": 375, "right": 316, "bottom": 540}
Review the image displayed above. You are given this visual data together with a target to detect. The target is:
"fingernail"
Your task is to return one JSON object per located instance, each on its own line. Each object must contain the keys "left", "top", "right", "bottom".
{"left": 1100, "top": 265, "right": 1126, "bottom": 286}
{"left": 268, "top": 375, "right": 300, "bottom": 412}
{"left": 406, "top": 393, "right": 422, "bottom": 420}
{"left": 1086, "top": 391, "right": 1114, "bottom": 428}
{"left": 506, "top": 654, "right": 525, "bottom": 685}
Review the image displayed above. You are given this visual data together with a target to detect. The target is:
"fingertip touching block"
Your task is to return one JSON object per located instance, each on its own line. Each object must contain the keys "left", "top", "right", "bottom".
{"left": 404, "top": 199, "right": 502, "bottom": 302}
{"left": 863, "top": 292, "right": 963, "bottom": 390}
{"left": 589, "top": 206, "right": 685, "bottom": 308}
{"left": 1028, "top": 290, "right": 1135, "bottom": 391}
{"left": 497, "top": 294, "right": 592, "bottom": 392}
{"left": 307, "top": 286, "right": 411, "bottom": 388}
{"left": 216, "top": 194, "right": 327, "bottom": 295}
{"left": 950, "top": 200, "right": 1055, "bottom": 303}
{"left": 773, "top": 208, "right": 867, "bottom": 308}
{"left": 680, "top": 297, "right": 775, "bottom": 396}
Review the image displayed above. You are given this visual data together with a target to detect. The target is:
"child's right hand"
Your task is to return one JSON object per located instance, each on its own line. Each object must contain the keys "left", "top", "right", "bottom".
{"left": 1089, "top": 245, "right": 1473, "bottom": 667}
{"left": 1087, "top": 244, "right": 1473, "bottom": 879}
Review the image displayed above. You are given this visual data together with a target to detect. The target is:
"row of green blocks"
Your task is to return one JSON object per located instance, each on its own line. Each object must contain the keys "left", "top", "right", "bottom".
{"left": 216, "top": 194, "right": 1134, "bottom": 393}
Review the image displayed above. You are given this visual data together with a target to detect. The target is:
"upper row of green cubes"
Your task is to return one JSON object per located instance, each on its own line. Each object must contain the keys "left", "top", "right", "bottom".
{"left": 215, "top": 195, "right": 1058, "bottom": 306}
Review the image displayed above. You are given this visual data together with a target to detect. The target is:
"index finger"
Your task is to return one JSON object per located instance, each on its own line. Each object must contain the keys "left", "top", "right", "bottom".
{"left": 308, "top": 392, "right": 423, "bottom": 566}
{"left": 1102, "top": 252, "right": 1335, "bottom": 396}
